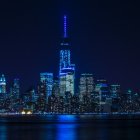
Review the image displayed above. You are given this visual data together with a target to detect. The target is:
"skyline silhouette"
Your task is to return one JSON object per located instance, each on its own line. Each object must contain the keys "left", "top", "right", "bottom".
{"left": 0, "top": 0, "right": 139, "bottom": 92}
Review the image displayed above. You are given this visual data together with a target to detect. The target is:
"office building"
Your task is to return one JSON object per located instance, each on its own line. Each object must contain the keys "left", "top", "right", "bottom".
{"left": 110, "top": 84, "right": 121, "bottom": 98}
{"left": 79, "top": 73, "right": 94, "bottom": 100}
{"left": 0, "top": 74, "right": 6, "bottom": 94}
{"left": 59, "top": 15, "right": 75, "bottom": 97}
{"left": 40, "top": 72, "right": 53, "bottom": 101}
{"left": 12, "top": 78, "right": 20, "bottom": 99}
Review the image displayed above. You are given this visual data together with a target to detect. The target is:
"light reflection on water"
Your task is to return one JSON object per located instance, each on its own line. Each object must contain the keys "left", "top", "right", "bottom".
{"left": 57, "top": 115, "right": 78, "bottom": 140}
{"left": 0, "top": 125, "right": 7, "bottom": 140}
{"left": 0, "top": 115, "right": 139, "bottom": 140}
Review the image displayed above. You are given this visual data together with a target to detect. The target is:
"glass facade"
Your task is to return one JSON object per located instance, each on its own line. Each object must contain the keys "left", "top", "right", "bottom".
{"left": 79, "top": 73, "right": 94, "bottom": 101}
{"left": 59, "top": 16, "right": 75, "bottom": 97}
{"left": 40, "top": 72, "right": 53, "bottom": 101}
{"left": 0, "top": 74, "right": 6, "bottom": 94}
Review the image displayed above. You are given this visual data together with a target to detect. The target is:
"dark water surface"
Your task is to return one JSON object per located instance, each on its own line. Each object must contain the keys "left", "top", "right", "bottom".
{"left": 0, "top": 115, "right": 140, "bottom": 140}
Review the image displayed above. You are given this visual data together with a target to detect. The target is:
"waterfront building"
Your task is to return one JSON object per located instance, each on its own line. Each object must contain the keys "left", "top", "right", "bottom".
{"left": 37, "top": 82, "right": 47, "bottom": 112}
{"left": 22, "top": 87, "right": 36, "bottom": 111}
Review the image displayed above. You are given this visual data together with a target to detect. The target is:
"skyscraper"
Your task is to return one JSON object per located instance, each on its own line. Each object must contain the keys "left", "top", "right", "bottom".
{"left": 37, "top": 81, "right": 47, "bottom": 112}
{"left": 95, "top": 79, "right": 110, "bottom": 103}
{"left": 12, "top": 78, "right": 20, "bottom": 99}
{"left": 0, "top": 74, "right": 6, "bottom": 94}
{"left": 59, "top": 15, "right": 75, "bottom": 97}
{"left": 110, "top": 84, "right": 121, "bottom": 98}
{"left": 40, "top": 72, "right": 53, "bottom": 101}
{"left": 79, "top": 73, "right": 94, "bottom": 100}
{"left": 59, "top": 15, "right": 71, "bottom": 74}
{"left": 52, "top": 77, "right": 60, "bottom": 96}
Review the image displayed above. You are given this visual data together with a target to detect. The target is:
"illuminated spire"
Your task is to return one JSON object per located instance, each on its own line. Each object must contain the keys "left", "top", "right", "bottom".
{"left": 64, "top": 15, "right": 67, "bottom": 38}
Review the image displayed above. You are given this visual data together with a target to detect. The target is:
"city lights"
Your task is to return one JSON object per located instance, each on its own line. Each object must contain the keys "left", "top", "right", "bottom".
{"left": 0, "top": 16, "right": 139, "bottom": 115}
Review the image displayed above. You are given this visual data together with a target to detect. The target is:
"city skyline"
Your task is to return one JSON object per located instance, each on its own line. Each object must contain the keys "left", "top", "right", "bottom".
{"left": 0, "top": 14, "right": 138, "bottom": 94}
{"left": 0, "top": 1, "right": 140, "bottom": 140}
{"left": 0, "top": 1, "right": 140, "bottom": 92}
{"left": 0, "top": 14, "right": 139, "bottom": 114}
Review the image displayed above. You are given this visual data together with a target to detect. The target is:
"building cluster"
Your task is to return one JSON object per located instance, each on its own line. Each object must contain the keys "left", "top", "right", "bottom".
{"left": 0, "top": 16, "right": 140, "bottom": 114}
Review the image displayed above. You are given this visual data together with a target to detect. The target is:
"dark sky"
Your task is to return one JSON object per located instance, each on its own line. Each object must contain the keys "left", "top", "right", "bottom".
{"left": 0, "top": 0, "right": 140, "bottom": 92}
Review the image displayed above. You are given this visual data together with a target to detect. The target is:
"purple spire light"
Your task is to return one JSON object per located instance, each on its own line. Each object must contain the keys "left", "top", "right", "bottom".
{"left": 64, "top": 15, "right": 67, "bottom": 38}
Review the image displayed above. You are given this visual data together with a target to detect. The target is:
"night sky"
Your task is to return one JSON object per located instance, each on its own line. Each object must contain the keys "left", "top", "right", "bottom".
{"left": 0, "top": 0, "right": 140, "bottom": 92}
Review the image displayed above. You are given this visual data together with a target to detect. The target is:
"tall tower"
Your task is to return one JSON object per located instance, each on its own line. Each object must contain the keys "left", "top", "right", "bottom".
{"left": 40, "top": 72, "right": 53, "bottom": 102}
{"left": 59, "top": 15, "right": 71, "bottom": 75}
{"left": 59, "top": 15, "right": 75, "bottom": 97}
{"left": 13, "top": 78, "right": 20, "bottom": 99}
{"left": 0, "top": 74, "right": 6, "bottom": 94}
{"left": 79, "top": 73, "right": 94, "bottom": 101}
{"left": 95, "top": 79, "right": 110, "bottom": 104}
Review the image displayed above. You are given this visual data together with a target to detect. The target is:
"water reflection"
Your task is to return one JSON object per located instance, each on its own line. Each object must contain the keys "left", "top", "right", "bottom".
{"left": 57, "top": 115, "right": 78, "bottom": 122}
{"left": 0, "top": 125, "right": 7, "bottom": 140}
{"left": 0, "top": 116, "right": 140, "bottom": 140}
{"left": 56, "top": 115, "right": 78, "bottom": 140}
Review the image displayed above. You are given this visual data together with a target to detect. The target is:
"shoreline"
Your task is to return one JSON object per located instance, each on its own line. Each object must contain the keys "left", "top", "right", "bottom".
{"left": 0, "top": 113, "right": 140, "bottom": 121}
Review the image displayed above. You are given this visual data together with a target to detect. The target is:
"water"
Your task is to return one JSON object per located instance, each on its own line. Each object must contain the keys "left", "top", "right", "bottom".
{"left": 0, "top": 115, "right": 140, "bottom": 140}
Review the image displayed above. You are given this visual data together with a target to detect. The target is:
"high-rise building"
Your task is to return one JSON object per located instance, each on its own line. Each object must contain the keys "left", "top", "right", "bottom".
{"left": 37, "top": 81, "right": 46, "bottom": 99}
{"left": 23, "top": 87, "right": 36, "bottom": 103}
{"left": 40, "top": 72, "right": 53, "bottom": 101}
{"left": 111, "top": 84, "right": 121, "bottom": 112}
{"left": 79, "top": 73, "right": 94, "bottom": 101}
{"left": 0, "top": 74, "right": 6, "bottom": 94}
{"left": 37, "top": 82, "right": 47, "bottom": 112}
{"left": 110, "top": 84, "right": 120, "bottom": 98}
{"left": 59, "top": 15, "right": 75, "bottom": 97}
{"left": 94, "top": 79, "right": 110, "bottom": 112}
{"left": 60, "top": 70, "right": 75, "bottom": 96}
{"left": 95, "top": 79, "right": 110, "bottom": 103}
{"left": 59, "top": 15, "right": 71, "bottom": 75}
{"left": 52, "top": 77, "right": 60, "bottom": 96}
{"left": 12, "top": 78, "right": 20, "bottom": 99}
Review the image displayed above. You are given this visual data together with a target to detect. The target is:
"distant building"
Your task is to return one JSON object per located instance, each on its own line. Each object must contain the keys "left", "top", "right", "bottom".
{"left": 0, "top": 74, "right": 6, "bottom": 111}
{"left": 125, "top": 89, "right": 132, "bottom": 102}
{"left": 0, "top": 74, "right": 6, "bottom": 94}
{"left": 37, "top": 81, "right": 46, "bottom": 99}
{"left": 37, "top": 82, "right": 47, "bottom": 112}
{"left": 110, "top": 84, "right": 121, "bottom": 98}
{"left": 23, "top": 88, "right": 36, "bottom": 103}
{"left": 40, "top": 72, "right": 53, "bottom": 102}
{"left": 96, "top": 79, "right": 109, "bottom": 99}
{"left": 95, "top": 79, "right": 110, "bottom": 111}
{"left": 52, "top": 77, "right": 60, "bottom": 96}
{"left": 59, "top": 16, "right": 75, "bottom": 97}
{"left": 103, "top": 97, "right": 112, "bottom": 113}
{"left": 79, "top": 73, "right": 94, "bottom": 101}
{"left": 12, "top": 78, "right": 20, "bottom": 99}
{"left": 22, "top": 87, "right": 36, "bottom": 111}
{"left": 60, "top": 69, "right": 75, "bottom": 97}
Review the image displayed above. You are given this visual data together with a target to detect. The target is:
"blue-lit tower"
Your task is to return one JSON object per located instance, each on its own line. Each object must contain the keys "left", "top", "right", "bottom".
{"left": 95, "top": 79, "right": 110, "bottom": 103}
{"left": 59, "top": 15, "right": 75, "bottom": 97}
{"left": 40, "top": 72, "right": 53, "bottom": 102}
{"left": 59, "top": 15, "right": 71, "bottom": 74}
{"left": 0, "top": 74, "right": 6, "bottom": 94}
